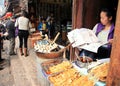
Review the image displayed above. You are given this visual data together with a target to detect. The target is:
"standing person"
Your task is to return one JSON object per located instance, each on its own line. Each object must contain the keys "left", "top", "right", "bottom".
{"left": 37, "top": 18, "right": 48, "bottom": 35}
{"left": 46, "top": 13, "right": 54, "bottom": 22}
{"left": 79, "top": 8, "right": 115, "bottom": 62}
{"left": 15, "top": 11, "right": 32, "bottom": 57}
{"left": 49, "top": 18, "right": 55, "bottom": 40}
{"left": 0, "top": 21, "right": 6, "bottom": 51}
{"left": 0, "top": 30, "right": 5, "bottom": 66}
{"left": 6, "top": 16, "right": 16, "bottom": 55}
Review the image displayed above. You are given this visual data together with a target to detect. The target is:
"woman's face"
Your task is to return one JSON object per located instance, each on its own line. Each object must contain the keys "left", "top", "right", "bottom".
{"left": 100, "top": 11, "right": 112, "bottom": 25}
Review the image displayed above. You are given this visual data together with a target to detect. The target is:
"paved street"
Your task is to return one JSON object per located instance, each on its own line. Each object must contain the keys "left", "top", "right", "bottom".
{"left": 0, "top": 38, "right": 40, "bottom": 86}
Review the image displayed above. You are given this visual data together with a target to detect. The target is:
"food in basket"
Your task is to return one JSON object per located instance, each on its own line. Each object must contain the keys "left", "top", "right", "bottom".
{"left": 41, "top": 59, "right": 63, "bottom": 74}
{"left": 49, "top": 61, "right": 72, "bottom": 74}
{"left": 89, "top": 62, "right": 109, "bottom": 82}
{"left": 49, "top": 69, "right": 94, "bottom": 86}
{"left": 70, "top": 75, "right": 94, "bottom": 86}
{"left": 49, "top": 68, "right": 79, "bottom": 86}
{"left": 60, "top": 73, "right": 80, "bottom": 86}
{"left": 34, "top": 40, "right": 58, "bottom": 53}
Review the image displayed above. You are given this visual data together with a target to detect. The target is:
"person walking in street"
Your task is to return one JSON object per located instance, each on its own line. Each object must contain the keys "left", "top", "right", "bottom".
{"left": 6, "top": 16, "right": 16, "bottom": 55}
{"left": 15, "top": 11, "right": 32, "bottom": 57}
{"left": 0, "top": 21, "right": 6, "bottom": 51}
{"left": 0, "top": 32, "right": 5, "bottom": 68}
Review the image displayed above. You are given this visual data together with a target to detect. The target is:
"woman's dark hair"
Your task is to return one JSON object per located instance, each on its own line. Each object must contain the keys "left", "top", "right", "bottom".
{"left": 101, "top": 8, "right": 113, "bottom": 18}
{"left": 100, "top": 8, "right": 116, "bottom": 23}
{"left": 21, "top": 10, "right": 29, "bottom": 18}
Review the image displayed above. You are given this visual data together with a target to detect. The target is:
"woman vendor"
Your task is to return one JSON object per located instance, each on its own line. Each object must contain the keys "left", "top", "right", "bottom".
{"left": 79, "top": 8, "right": 115, "bottom": 62}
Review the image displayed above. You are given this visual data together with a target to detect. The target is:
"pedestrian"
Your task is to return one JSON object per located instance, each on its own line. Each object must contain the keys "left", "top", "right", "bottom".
{"left": 37, "top": 18, "right": 48, "bottom": 35}
{"left": 6, "top": 16, "right": 16, "bottom": 55}
{"left": 0, "top": 31, "right": 5, "bottom": 66}
{"left": 46, "top": 13, "right": 54, "bottom": 22}
{"left": 0, "top": 20, "right": 6, "bottom": 51}
{"left": 49, "top": 18, "right": 55, "bottom": 40}
{"left": 15, "top": 10, "right": 32, "bottom": 57}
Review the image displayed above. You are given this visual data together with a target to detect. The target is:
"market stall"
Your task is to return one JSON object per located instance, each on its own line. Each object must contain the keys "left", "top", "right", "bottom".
{"left": 71, "top": 0, "right": 119, "bottom": 85}
{"left": 33, "top": 32, "right": 67, "bottom": 86}
{"left": 33, "top": 29, "right": 110, "bottom": 86}
{"left": 35, "top": 0, "right": 120, "bottom": 85}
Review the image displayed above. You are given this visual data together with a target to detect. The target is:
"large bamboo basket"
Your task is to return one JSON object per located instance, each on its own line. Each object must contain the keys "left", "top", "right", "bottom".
{"left": 36, "top": 48, "right": 65, "bottom": 59}
{"left": 35, "top": 32, "right": 73, "bottom": 59}
{"left": 35, "top": 43, "right": 72, "bottom": 59}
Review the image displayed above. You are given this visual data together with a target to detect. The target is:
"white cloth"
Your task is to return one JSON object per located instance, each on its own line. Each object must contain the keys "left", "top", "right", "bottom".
{"left": 68, "top": 28, "right": 108, "bottom": 53}
{"left": 67, "top": 28, "right": 99, "bottom": 47}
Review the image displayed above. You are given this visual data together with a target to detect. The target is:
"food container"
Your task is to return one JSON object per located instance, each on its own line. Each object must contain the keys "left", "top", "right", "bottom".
{"left": 48, "top": 68, "right": 96, "bottom": 86}
{"left": 48, "top": 68, "right": 80, "bottom": 86}
{"left": 41, "top": 59, "right": 72, "bottom": 75}
{"left": 88, "top": 62, "right": 109, "bottom": 82}
{"left": 36, "top": 49, "right": 64, "bottom": 59}
{"left": 35, "top": 40, "right": 66, "bottom": 59}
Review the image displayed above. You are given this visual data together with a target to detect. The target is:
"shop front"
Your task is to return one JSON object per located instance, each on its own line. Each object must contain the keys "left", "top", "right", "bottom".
{"left": 71, "top": 0, "right": 120, "bottom": 85}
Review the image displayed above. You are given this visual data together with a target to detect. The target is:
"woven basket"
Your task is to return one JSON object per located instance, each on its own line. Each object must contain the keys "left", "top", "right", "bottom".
{"left": 35, "top": 42, "right": 73, "bottom": 59}
{"left": 36, "top": 48, "right": 65, "bottom": 59}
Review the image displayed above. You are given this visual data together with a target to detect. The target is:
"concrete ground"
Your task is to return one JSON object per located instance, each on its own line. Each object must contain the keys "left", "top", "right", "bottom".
{"left": 0, "top": 37, "right": 40, "bottom": 86}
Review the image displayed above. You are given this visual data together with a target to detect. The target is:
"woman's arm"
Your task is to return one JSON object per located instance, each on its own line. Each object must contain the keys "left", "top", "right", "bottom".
{"left": 29, "top": 21, "right": 32, "bottom": 29}
{"left": 15, "top": 18, "right": 18, "bottom": 27}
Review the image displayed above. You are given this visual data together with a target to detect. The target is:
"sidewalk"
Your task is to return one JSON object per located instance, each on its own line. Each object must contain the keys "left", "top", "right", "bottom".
{"left": 0, "top": 38, "right": 40, "bottom": 86}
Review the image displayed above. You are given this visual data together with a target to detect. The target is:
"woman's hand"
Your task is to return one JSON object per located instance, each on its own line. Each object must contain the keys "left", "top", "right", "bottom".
{"left": 108, "top": 39, "right": 113, "bottom": 44}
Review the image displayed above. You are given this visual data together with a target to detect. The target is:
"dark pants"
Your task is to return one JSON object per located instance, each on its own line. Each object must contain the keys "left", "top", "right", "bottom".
{"left": 18, "top": 30, "right": 29, "bottom": 48}
{"left": 96, "top": 46, "right": 111, "bottom": 59}
{"left": 1, "top": 38, "right": 3, "bottom": 50}
{"left": 80, "top": 45, "right": 111, "bottom": 60}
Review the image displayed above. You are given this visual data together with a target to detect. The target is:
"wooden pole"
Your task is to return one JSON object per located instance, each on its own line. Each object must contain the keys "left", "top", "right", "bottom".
{"left": 70, "top": 0, "right": 84, "bottom": 61}
{"left": 106, "top": 0, "right": 120, "bottom": 86}
{"left": 72, "top": 0, "right": 77, "bottom": 29}
{"left": 72, "top": 0, "right": 83, "bottom": 29}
